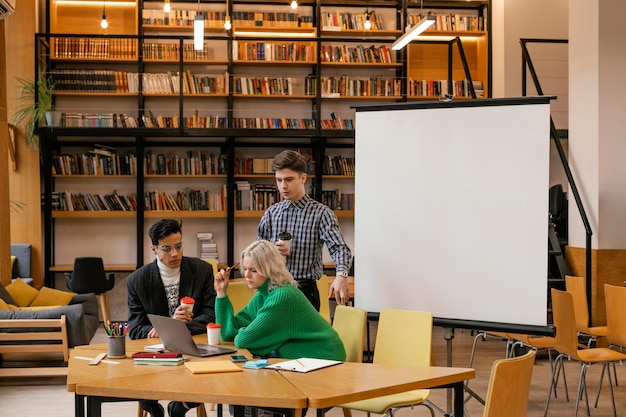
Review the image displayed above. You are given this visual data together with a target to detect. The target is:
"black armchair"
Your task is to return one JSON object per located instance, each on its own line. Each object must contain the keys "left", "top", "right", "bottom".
{"left": 65, "top": 257, "right": 115, "bottom": 324}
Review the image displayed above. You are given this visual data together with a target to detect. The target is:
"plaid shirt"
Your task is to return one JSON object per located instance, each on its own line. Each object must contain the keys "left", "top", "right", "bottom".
{"left": 257, "top": 194, "right": 352, "bottom": 281}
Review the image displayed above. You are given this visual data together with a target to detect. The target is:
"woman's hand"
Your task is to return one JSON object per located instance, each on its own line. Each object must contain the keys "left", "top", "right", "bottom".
{"left": 214, "top": 268, "right": 232, "bottom": 297}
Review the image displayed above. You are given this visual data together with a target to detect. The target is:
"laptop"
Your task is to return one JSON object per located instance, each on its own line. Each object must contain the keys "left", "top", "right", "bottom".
{"left": 147, "top": 314, "right": 237, "bottom": 357}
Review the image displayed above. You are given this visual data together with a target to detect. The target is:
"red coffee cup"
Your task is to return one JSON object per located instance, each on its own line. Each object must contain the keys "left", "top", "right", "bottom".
{"left": 180, "top": 296, "right": 195, "bottom": 313}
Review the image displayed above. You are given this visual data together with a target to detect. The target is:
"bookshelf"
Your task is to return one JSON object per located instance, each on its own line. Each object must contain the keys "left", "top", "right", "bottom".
{"left": 39, "top": 0, "right": 490, "bottom": 286}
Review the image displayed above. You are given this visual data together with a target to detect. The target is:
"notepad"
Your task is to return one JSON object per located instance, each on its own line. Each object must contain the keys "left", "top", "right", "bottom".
{"left": 265, "top": 358, "right": 342, "bottom": 373}
{"left": 184, "top": 360, "right": 243, "bottom": 374}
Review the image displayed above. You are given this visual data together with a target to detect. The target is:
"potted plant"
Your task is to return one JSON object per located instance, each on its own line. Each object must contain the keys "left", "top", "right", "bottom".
{"left": 12, "top": 73, "right": 56, "bottom": 148}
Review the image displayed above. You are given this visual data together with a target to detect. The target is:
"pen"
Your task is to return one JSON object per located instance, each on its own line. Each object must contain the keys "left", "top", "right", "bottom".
{"left": 296, "top": 359, "right": 304, "bottom": 367}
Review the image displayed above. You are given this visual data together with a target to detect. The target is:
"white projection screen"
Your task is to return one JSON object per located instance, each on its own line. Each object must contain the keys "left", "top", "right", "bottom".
{"left": 354, "top": 97, "right": 553, "bottom": 334}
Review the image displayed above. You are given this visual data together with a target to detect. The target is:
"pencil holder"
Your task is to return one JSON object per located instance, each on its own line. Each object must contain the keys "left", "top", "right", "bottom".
{"left": 107, "top": 335, "right": 126, "bottom": 358}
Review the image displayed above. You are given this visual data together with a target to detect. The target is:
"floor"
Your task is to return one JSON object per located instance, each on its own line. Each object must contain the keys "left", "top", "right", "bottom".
{"left": 1, "top": 326, "right": 626, "bottom": 417}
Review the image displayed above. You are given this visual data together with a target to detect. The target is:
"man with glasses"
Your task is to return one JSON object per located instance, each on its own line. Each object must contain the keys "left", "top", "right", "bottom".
{"left": 127, "top": 218, "right": 219, "bottom": 417}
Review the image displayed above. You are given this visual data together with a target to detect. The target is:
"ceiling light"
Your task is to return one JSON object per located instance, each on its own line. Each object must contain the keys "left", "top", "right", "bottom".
{"left": 224, "top": 0, "right": 231, "bottom": 30}
{"left": 364, "top": 12, "right": 371, "bottom": 30}
{"left": 391, "top": 15, "right": 435, "bottom": 50}
{"left": 194, "top": 13, "right": 204, "bottom": 50}
{"left": 290, "top": 0, "right": 297, "bottom": 10}
{"left": 163, "top": 0, "right": 170, "bottom": 13}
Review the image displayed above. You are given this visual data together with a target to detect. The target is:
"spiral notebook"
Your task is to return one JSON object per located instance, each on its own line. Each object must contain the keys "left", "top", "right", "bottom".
{"left": 265, "top": 358, "right": 342, "bottom": 373}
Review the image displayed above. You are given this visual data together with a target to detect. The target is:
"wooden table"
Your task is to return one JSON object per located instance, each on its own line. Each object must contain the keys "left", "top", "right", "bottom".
{"left": 68, "top": 337, "right": 474, "bottom": 417}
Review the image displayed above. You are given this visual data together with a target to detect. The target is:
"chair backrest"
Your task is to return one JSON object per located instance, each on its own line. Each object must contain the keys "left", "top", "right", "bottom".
{"left": 482, "top": 350, "right": 536, "bottom": 417}
{"left": 565, "top": 275, "right": 591, "bottom": 332}
{"left": 316, "top": 275, "right": 331, "bottom": 323}
{"left": 373, "top": 308, "right": 432, "bottom": 367}
{"left": 604, "top": 284, "right": 626, "bottom": 348}
{"left": 206, "top": 259, "right": 218, "bottom": 276}
{"left": 551, "top": 288, "right": 581, "bottom": 359}
{"left": 10, "top": 243, "right": 31, "bottom": 279}
{"left": 69, "top": 257, "right": 111, "bottom": 294}
{"left": 332, "top": 305, "right": 367, "bottom": 363}
{"left": 228, "top": 281, "right": 254, "bottom": 313}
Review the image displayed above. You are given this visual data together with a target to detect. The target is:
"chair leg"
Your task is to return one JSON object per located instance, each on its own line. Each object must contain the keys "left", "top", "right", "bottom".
{"left": 544, "top": 353, "right": 567, "bottom": 417}
{"left": 137, "top": 404, "right": 147, "bottom": 417}
{"left": 197, "top": 404, "right": 208, "bottom": 417}
{"left": 98, "top": 293, "right": 111, "bottom": 325}
{"left": 341, "top": 409, "right": 353, "bottom": 417}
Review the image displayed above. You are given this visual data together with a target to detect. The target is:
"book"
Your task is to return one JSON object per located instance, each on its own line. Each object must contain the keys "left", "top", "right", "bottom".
{"left": 264, "top": 358, "right": 342, "bottom": 373}
{"left": 184, "top": 360, "right": 242, "bottom": 374}
{"left": 133, "top": 358, "right": 186, "bottom": 366}
{"left": 132, "top": 350, "right": 182, "bottom": 359}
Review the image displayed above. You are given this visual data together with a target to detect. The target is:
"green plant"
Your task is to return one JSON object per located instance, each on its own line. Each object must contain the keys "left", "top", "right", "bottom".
{"left": 12, "top": 74, "right": 56, "bottom": 148}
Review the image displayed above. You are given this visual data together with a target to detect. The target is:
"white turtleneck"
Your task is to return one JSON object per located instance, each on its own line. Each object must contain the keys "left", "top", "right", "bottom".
{"left": 157, "top": 258, "right": 181, "bottom": 317}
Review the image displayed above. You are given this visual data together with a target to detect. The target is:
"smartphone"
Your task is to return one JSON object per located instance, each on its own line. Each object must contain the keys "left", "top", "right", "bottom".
{"left": 230, "top": 355, "right": 247, "bottom": 363}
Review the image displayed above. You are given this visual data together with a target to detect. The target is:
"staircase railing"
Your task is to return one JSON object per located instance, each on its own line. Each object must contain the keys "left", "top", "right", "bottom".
{"left": 520, "top": 38, "right": 594, "bottom": 318}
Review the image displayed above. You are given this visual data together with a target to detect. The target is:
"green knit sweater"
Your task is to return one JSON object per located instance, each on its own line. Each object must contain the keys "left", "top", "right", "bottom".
{"left": 215, "top": 280, "right": 346, "bottom": 360}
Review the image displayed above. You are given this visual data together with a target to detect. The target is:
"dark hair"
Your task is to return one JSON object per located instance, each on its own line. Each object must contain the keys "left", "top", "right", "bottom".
{"left": 272, "top": 150, "right": 307, "bottom": 174}
{"left": 149, "top": 219, "right": 182, "bottom": 245}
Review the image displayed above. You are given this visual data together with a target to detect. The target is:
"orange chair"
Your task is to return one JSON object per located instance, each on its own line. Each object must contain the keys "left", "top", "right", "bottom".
{"left": 565, "top": 275, "right": 607, "bottom": 347}
{"left": 544, "top": 289, "right": 626, "bottom": 417}
{"left": 483, "top": 350, "right": 536, "bottom": 417}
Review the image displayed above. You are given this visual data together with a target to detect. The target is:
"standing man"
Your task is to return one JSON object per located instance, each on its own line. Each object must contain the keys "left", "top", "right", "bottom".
{"left": 127, "top": 219, "right": 217, "bottom": 417}
{"left": 257, "top": 150, "right": 353, "bottom": 310}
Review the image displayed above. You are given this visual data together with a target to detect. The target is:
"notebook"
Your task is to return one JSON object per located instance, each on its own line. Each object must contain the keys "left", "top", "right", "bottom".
{"left": 184, "top": 360, "right": 243, "bottom": 374}
{"left": 148, "top": 314, "right": 237, "bottom": 358}
{"left": 265, "top": 358, "right": 342, "bottom": 373}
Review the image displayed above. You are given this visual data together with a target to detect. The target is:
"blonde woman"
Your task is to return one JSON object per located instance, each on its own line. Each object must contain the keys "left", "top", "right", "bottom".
{"left": 214, "top": 240, "right": 345, "bottom": 360}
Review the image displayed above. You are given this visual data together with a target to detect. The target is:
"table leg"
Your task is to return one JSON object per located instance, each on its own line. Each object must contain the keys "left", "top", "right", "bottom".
{"left": 75, "top": 394, "right": 85, "bottom": 417}
{"left": 87, "top": 397, "right": 102, "bottom": 417}
{"left": 233, "top": 405, "right": 245, "bottom": 417}
{"left": 453, "top": 382, "right": 463, "bottom": 417}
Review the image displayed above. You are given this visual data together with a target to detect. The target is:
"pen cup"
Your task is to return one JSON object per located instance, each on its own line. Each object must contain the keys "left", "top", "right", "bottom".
{"left": 206, "top": 323, "right": 221, "bottom": 346}
{"left": 107, "top": 335, "right": 126, "bottom": 359}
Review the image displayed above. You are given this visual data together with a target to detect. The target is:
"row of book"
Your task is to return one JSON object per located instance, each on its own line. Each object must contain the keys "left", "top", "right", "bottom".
{"left": 407, "top": 79, "right": 484, "bottom": 98}
{"left": 58, "top": 113, "right": 138, "bottom": 128}
{"left": 51, "top": 191, "right": 137, "bottom": 212}
{"left": 52, "top": 152, "right": 137, "bottom": 176}
{"left": 322, "top": 155, "right": 355, "bottom": 176}
{"left": 232, "top": 41, "right": 316, "bottom": 62}
{"left": 321, "top": 11, "right": 386, "bottom": 31}
{"left": 136, "top": 71, "right": 228, "bottom": 95}
{"left": 321, "top": 44, "right": 394, "bottom": 65}
{"left": 230, "top": 118, "right": 316, "bottom": 129}
{"left": 234, "top": 183, "right": 280, "bottom": 211}
{"left": 53, "top": 37, "right": 136, "bottom": 60}
{"left": 234, "top": 158, "right": 274, "bottom": 176}
{"left": 231, "top": 11, "right": 305, "bottom": 27}
{"left": 142, "top": 10, "right": 227, "bottom": 27}
{"left": 144, "top": 151, "right": 227, "bottom": 176}
{"left": 321, "top": 75, "right": 402, "bottom": 98}
{"left": 233, "top": 76, "right": 297, "bottom": 96}
{"left": 143, "top": 42, "right": 217, "bottom": 61}
{"left": 319, "top": 190, "right": 355, "bottom": 211}
{"left": 197, "top": 232, "right": 218, "bottom": 262}
{"left": 144, "top": 187, "right": 227, "bottom": 212}
{"left": 410, "top": 13, "right": 487, "bottom": 32}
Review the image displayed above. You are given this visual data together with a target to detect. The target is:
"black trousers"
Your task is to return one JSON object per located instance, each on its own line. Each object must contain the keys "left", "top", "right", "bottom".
{"left": 296, "top": 279, "right": 320, "bottom": 311}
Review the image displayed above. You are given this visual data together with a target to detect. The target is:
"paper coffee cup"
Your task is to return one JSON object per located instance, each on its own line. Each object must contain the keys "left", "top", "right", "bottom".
{"left": 206, "top": 323, "right": 221, "bottom": 346}
{"left": 180, "top": 296, "right": 195, "bottom": 313}
{"left": 278, "top": 232, "right": 292, "bottom": 252}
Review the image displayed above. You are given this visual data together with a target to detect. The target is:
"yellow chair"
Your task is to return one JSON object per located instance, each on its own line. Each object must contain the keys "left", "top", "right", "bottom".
{"left": 339, "top": 308, "right": 435, "bottom": 417}
{"left": 483, "top": 350, "right": 536, "bottom": 417}
{"left": 317, "top": 275, "right": 331, "bottom": 323}
{"left": 332, "top": 305, "right": 366, "bottom": 363}
{"left": 206, "top": 259, "right": 218, "bottom": 276}
{"left": 228, "top": 280, "right": 254, "bottom": 313}
{"left": 544, "top": 289, "right": 626, "bottom": 417}
{"left": 565, "top": 275, "right": 607, "bottom": 347}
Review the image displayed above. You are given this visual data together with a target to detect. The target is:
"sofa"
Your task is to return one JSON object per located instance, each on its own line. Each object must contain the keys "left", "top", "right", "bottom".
{"left": 10, "top": 243, "right": 34, "bottom": 285}
{"left": 0, "top": 280, "right": 99, "bottom": 377}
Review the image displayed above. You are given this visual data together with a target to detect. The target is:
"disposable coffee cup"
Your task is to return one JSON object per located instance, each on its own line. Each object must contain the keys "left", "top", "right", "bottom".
{"left": 278, "top": 232, "right": 292, "bottom": 252}
{"left": 180, "top": 296, "right": 195, "bottom": 314}
{"left": 206, "top": 323, "right": 221, "bottom": 346}
{"left": 107, "top": 335, "right": 126, "bottom": 359}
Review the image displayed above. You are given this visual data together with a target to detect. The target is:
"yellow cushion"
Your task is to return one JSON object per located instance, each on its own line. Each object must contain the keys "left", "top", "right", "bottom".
{"left": 30, "top": 286, "right": 75, "bottom": 307}
{"left": 0, "top": 298, "right": 18, "bottom": 310}
{"left": 5, "top": 278, "right": 39, "bottom": 307}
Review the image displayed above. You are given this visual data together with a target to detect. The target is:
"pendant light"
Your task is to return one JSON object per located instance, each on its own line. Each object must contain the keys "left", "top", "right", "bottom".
{"left": 224, "top": 0, "right": 231, "bottom": 30}
{"left": 163, "top": 0, "right": 171, "bottom": 13}
{"left": 363, "top": 0, "right": 371, "bottom": 30}
{"left": 194, "top": 0, "right": 204, "bottom": 50}
{"left": 100, "top": 0, "right": 108, "bottom": 29}
{"left": 290, "top": 0, "right": 297, "bottom": 10}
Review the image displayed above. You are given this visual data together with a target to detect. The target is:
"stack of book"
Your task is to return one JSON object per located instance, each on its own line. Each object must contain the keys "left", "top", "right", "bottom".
{"left": 132, "top": 350, "right": 185, "bottom": 366}
{"left": 197, "top": 232, "right": 219, "bottom": 262}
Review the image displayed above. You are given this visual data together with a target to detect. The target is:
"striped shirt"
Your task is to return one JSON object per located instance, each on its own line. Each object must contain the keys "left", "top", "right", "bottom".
{"left": 257, "top": 194, "right": 352, "bottom": 281}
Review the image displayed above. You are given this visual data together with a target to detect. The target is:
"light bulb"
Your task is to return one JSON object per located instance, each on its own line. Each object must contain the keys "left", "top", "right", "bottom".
{"left": 224, "top": 16, "right": 232, "bottom": 30}
{"left": 364, "top": 14, "right": 372, "bottom": 30}
{"left": 194, "top": 14, "right": 204, "bottom": 50}
{"left": 290, "top": 0, "right": 297, "bottom": 10}
{"left": 163, "top": 0, "right": 171, "bottom": 13}
{"left": 101, "top": 14, "right": 108, "bottom": 29}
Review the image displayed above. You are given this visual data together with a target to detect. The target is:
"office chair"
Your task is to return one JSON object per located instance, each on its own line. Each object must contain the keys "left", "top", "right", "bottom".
{"left": 228, "top": 280, "right": 254, "bottom": 314}
{"left": 544, "top": 289, "right": 626, "bottom": 417}
{"left": 65, "top": 257, "right": 115, "bottom": 324}
{"left": 338, "top": 308, "right": 435, "bottom": 417}
{"left": 483, "top": 350, "right": 536, "bottom": 417}
{"left": 332, "top": 305, "right": 366, "bottom": 363}
{"left": 316, "top": 275, "right": 331, "bottom": 323}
